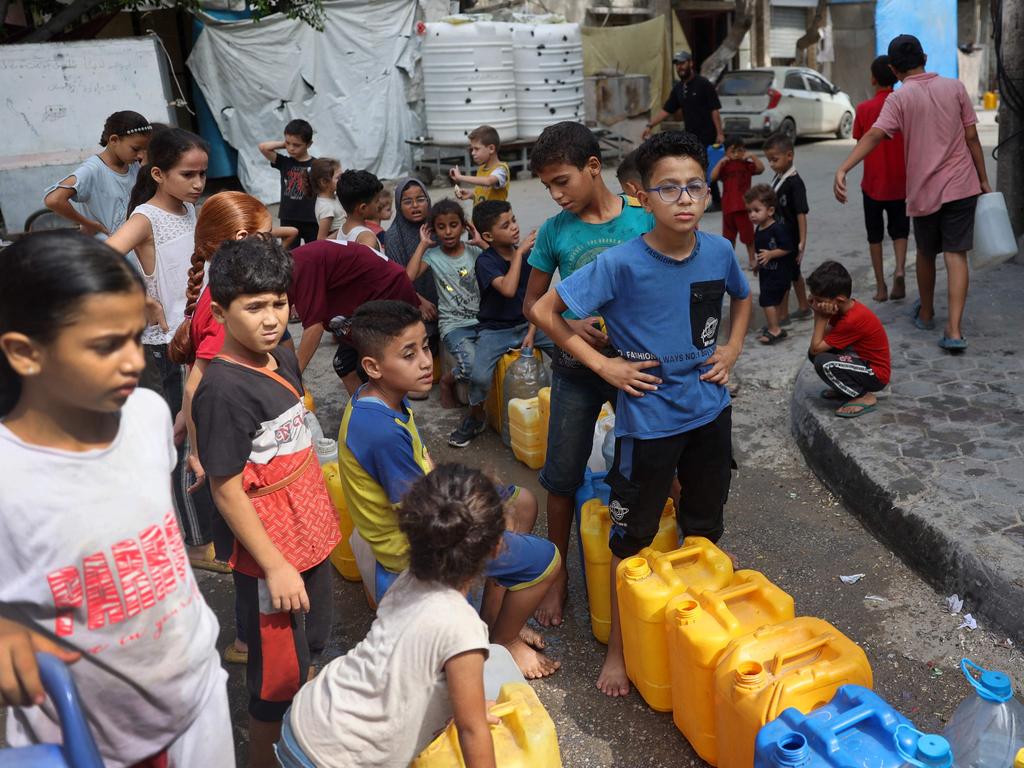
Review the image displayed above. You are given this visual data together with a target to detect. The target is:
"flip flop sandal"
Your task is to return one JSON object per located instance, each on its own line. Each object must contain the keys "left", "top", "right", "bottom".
{"left": 223, "top": 645, "right": 248, "bottom": 665}
{"left": 938, "top": 335, "right": 968, "bottom": 352}
{"left": 757, "top": 329, "right": 788, "bottom": 345}
{"left": 820, "top": 389, "right": 847, "bottom": 401}
{"left": 189, "top": 544, "right": 231, "bottom": 574}
{"left": 836, "top": 403, "right": 876, "bottom": 418}
{"left": 890, "top": 275, "right": 906, "bottom": 300}
{"left": 791, "top": 308, "right": 813, "bottom": 320}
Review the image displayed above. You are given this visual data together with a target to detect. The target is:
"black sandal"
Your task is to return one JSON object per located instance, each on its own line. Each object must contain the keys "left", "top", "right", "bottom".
{"left": 757, "top": 329, "right": 788, "bottom": 345}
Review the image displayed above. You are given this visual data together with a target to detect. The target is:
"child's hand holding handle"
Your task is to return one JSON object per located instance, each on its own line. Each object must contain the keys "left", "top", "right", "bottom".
{"left": 0, "top": 617, "right": 80, "bottom": 707}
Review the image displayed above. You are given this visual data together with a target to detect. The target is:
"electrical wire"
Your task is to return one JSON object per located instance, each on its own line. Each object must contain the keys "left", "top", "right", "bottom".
{"left": 990, "top": 0, "right": 1022, "bottom": 159}
{"left": 146, "top": 28, "right": 195, "bottom": 116}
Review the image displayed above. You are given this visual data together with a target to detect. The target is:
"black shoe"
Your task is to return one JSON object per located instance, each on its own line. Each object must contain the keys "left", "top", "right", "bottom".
{"left": 449, "top": 416, "right": 486, "bottom": 448}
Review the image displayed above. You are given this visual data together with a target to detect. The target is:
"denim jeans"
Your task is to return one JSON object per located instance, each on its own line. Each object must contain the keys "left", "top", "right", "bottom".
{"left": 442, "top": 325, "right": 479, "bottom": 381}
{"left": 468, "top": 322, "right": 555, "bottom": 406}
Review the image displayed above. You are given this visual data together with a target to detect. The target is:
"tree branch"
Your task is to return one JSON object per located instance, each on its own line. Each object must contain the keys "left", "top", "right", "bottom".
{"left": 794, "top": 0, "right": 828, "bottom": 63}
{"left": 700, "top": 0, "right": 753, "bottom": 82}
{"left": 22, "top": 0, "right": 108, "bottom": 41}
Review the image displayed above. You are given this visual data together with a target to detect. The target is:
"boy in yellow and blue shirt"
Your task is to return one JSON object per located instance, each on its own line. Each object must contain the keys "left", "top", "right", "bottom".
{"left": 450, "top": 125, "right": 511, "bottom": 206}
{"left": 337, "top": 300, "right": 562, "bottom": 679}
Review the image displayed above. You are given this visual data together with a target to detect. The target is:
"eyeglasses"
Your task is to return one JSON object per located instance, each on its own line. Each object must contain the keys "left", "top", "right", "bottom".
{"left": 401, "top": 196, "right": 428, "bottom": 207}
{"left": 645, "top": 181, "right": 709, "bottom": 204}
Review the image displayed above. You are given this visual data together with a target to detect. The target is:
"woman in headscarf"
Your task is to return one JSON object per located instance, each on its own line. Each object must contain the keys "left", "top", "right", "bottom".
{"left": 387, "top": 178, "right": 439, "bottom": 334}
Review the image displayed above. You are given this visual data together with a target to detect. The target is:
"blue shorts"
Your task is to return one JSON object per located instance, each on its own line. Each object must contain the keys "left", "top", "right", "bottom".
{"left": 538, "top": 367, "right": 618, "bottom": 497}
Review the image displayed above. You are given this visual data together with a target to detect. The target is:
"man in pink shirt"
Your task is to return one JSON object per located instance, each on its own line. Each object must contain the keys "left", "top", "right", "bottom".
{"left": 833, "top": 34, "right": 991, "bottom": 352}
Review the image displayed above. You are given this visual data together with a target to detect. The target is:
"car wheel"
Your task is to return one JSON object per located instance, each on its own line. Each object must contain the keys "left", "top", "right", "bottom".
{"left": 779, "top": 117, "right": 797, "bottom": 141}
{"left": 836, "top": 112, "right": 854, "bottom": 139}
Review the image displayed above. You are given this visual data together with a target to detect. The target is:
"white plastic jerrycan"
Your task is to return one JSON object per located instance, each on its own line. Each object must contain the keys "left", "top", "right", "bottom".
{"left": 971, "top": 192, "right": 1018, "bottom": 270}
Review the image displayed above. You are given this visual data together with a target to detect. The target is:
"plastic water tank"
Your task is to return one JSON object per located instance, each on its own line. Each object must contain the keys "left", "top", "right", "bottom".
{"left": 512, "top": 19, "right": 584, "bottom": 139}
{"left": 422, "top": 19, "right": 518, "bottom": 143}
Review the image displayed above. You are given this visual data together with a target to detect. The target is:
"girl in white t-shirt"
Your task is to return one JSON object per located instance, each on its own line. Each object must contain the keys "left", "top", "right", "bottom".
{"left": 279, "top": 465, "right": 507, "bottom": 768}
{"left": 0, "top": 231, "right": 231, "bottom": 767}
{"left": 311, "top": 157, "right": 344, "bottom": 240}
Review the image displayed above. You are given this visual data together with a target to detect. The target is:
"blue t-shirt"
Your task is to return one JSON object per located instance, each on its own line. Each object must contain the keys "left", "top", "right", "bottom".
{"left": 556, "top": 232, "right": 750, "bottom": 440}
{"left": 475, "top": 247, "right": 532, "bottom": 330}
{"left": 528, "top": 195, "right": 653, "bottom": 320}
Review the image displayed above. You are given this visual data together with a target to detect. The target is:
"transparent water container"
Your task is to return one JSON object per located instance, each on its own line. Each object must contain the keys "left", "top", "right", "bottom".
{"left": 502, "top": 348, "right": 549, "bottom": 446}
{"left": 943, "top": 659, "right": 1024, "bottom": 767}
{"left": 970, "top": 192, "right": 1018, "bottom": 270}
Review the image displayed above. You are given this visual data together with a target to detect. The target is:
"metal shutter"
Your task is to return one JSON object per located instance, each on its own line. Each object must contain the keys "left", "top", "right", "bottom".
{"left": 770, "top": 7, "right": 807, "bottom": 60}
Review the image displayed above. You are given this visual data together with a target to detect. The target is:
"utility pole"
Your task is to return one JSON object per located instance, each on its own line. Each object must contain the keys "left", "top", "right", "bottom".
{"left": 996, "top": 0, "right": 1024, "bottom": 259}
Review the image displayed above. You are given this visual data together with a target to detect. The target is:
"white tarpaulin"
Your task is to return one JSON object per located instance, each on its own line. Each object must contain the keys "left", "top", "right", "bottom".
{"left": 188, "top": 0, "right": 443, "bottom": 202}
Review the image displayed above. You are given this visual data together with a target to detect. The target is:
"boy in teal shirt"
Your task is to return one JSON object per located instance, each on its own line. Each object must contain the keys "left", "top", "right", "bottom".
{"left": 522, "top": 121, "right": 654, "bottom": 631}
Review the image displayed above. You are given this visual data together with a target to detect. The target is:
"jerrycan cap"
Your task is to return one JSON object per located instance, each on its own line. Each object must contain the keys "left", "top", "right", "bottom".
{"left": 895, "top": 725, "right": 953, "bottom": 768}
{"left": 622, "top": 557, "right": 651, "bottom": 580}
{"left": 772, "top": 732, "right": 809, "bottom": 767}
{"left": 961, "top": 658, "right": 1013, "bottom": 702}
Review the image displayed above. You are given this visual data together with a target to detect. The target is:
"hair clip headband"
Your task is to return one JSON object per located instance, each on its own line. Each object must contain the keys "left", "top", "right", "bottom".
{"left": 124, "top": 125, "right": 153, "bottom": 135}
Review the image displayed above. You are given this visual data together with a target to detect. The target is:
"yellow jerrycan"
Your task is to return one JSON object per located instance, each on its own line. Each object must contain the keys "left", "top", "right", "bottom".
{"left": 411, "top": 682, "right": 562, "bottom": 768}
{"left": 322, "top": 462, "right": 360, "bottom": 583}
{"left": 302, "top": 389, "right": 316, "bottom": 414}
{"left": 507, "top": 397, "right": 545, "bottom": 470}
{"left": 616, "top": 538, "right": 734, "bottom": 711}
{"left": 538, "top": 386, "right": 551, "bottom": 456}
{"left": 665, "top": 570, "right": 795, "bottom": 764}
{"left": 713, "top": 616, "right": 873, "bottom": 768}
{"left": 580, "top": 498, "right": 680, "bottom": 644}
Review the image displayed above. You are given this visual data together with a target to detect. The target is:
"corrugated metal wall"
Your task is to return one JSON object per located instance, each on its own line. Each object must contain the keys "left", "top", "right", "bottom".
{"left": 770, "top": 6, "right": 807, "bottom": 60}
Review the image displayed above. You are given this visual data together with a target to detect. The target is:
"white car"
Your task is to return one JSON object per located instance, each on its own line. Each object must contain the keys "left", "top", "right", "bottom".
{"left": 717, "top": 67, "right": 855, "bottom": 141}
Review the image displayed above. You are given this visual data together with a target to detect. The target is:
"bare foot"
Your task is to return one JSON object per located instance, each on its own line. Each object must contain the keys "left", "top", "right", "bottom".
{"left": 505, "top": 637, "right": 560, "bottom": 679}
{"left": 519, "top": 625, "right": 546, "bottom": 650}
{"left": 533, "top": 572, "right": 568, "bottom": 627}
{"left": 873, "top": 284, "right": 889, "bottom": 302}
{"left": 439, "top": 373, "right": 459, "bottom": 409}
{"left": 596, "top": 652, "right": 630, "bottom": 697}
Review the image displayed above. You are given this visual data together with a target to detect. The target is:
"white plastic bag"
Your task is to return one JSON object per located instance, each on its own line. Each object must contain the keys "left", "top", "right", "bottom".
{"left": 586, "top": 414, "right": 615, "bottom": 472}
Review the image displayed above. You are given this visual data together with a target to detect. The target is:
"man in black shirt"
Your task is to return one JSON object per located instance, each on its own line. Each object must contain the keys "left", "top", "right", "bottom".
{"left": 643, "top": 51, "right": 725, "bottom": 208}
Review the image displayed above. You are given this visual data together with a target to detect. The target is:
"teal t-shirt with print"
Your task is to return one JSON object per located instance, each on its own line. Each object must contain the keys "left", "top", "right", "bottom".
{"left": 528, "top": 195, "right": 653, "bottom": 319}
{"left": 423, "top": 244, "right": 482, "bottom": 338}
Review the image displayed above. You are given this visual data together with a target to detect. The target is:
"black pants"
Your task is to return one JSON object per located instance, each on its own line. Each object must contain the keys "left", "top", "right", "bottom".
{"left": 606, "top": 406, "right": 733, "bottom": 559}
{"left": 281, "top": 218, "right": 319, "bottom": 248}
{"left": 234, "top": 558, "right": 334, "bottom": 721}
{"left": 812, "top": 351, "right": 885, "bottom": 398}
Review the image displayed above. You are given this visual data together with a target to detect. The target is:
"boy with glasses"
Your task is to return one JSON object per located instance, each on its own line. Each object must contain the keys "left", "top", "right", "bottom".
{"left": 532, "top": 131, "right": 751, "bottom": 698}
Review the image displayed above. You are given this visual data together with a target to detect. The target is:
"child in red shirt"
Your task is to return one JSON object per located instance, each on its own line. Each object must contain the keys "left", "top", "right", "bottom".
{"left": 853, "top": 56, "right": 909, "bottom": 303}
{"left": 711, "top": 136, "right": 764, "bottom": 270}
{"left": 806, "top": 260, "right": 890, "bottom": 418}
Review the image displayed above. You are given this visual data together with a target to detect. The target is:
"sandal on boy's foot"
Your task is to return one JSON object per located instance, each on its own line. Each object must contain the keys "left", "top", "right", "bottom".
{"left": 890, "top": 274, "right": 906, "bottom": 300}
{"left": 791, "top": 308, "right": 813, "bottom": 321}
{"left": 756, "top": 329, "right": 788, "bottom": 345}
{"left": 910, "top": 300, "right": 935, "bottom": 330}
{"left": 449, "top": 416, "right": 486, "bottom": 448}
{"left": 836, "top": 402, "right": 876, "bottom": 418}
{"left": 188, "top": 543, "right": 231, "bottom": 574}
{"left": 223, "top": 644, "right": 248, "bottom": 665}
{"left": 819, "top": 388, "right": 847, "bottom": 401}
{"left": 938, "top": 335, "right": 968, "bottom": 352}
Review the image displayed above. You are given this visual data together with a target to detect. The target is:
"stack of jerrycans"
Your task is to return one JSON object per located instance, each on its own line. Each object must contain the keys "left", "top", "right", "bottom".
{"left": 616, "top": 540, "right": 734, "bottom": 710}
{"left": 507, "top": 397, "right": 545, "bottom": 470}
{"left": 313, "top": 438, "right": 360, "bottom": 583}
{"left": 581, "top": 498, "right": 680, "bottom": 644}
{"left": 412, "top": 683, "right": 562, "bottom": 767}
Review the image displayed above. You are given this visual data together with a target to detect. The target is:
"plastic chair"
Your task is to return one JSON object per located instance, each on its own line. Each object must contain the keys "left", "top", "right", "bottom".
{"left": 23, "top": 210, "right": 77, "bottom": 234}
{"left": 0, "top": 653, "right": 103, "bottom": 768}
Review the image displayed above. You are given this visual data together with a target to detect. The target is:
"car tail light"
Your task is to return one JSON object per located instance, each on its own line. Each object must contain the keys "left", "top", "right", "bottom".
{"left": 767, "top": 88, "right": 782, "bottom": 109}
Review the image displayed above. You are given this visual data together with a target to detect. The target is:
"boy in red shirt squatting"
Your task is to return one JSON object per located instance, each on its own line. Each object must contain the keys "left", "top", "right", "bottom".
{"left": 710, "top": 136, "right": 764, "bottom": 270}
{"left": 193, "top": 237, "right": 340, "bottom": 767}
{"left": 852, "top": 55, "right": 909, "bottom": 303}
{"left": 806, "top": 261, "right": 891, "bottom": 419}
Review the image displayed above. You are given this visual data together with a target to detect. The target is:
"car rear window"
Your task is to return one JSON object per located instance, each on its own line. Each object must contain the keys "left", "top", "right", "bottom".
{"left": 718, "top": 72, "right": 774, "bottom": 96}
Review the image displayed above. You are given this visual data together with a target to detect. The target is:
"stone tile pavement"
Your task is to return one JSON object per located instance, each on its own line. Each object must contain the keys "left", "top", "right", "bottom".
{"left": 792, "top": 259, "right": 1024, "bottom": 640}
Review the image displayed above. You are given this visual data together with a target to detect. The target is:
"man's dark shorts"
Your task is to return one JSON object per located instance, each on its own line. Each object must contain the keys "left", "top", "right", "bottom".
{"left": 913, "top": 195, "right": 978, "bottom": 255}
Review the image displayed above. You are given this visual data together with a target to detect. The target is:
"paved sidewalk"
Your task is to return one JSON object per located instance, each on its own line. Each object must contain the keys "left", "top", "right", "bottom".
{"left": 792, "top": 259, "right": 1024, "bottom": 640}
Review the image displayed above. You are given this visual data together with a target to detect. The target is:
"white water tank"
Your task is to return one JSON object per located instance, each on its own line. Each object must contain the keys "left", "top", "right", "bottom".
{"left": 422, "top": 20, "right": 518, "bottom": 144}
{"left": 512, "top": 20, "right": 584, "bottom": 140}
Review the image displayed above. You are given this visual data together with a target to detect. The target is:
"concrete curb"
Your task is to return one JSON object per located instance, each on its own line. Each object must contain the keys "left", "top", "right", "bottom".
{"left": 791, "top": 361, "right": 1024, "bottom": 643}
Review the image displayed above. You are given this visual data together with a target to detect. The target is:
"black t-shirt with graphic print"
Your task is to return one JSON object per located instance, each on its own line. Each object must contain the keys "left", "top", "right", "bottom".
{"left": 272, "top": 154, "right": 317, "bottom": 223}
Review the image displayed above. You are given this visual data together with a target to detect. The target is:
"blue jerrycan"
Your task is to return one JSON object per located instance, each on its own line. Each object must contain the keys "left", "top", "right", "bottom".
{"left": 0, "top": 653, "right": 103, "bottom": 768}
{"left": 943, "top": 658, "right": 1024, "bottom": 767}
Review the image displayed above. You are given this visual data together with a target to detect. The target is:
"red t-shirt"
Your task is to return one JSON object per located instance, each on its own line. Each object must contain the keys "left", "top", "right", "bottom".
{"left": 824, "top": 301, "right": 891, "bottom": 385}
{"left": 719, "top": 158, "right": 756, "bottom": 214}
{"left": 289, "top": 240, "right": 419, "bottom": 329}
{"left": 190, "top": 287, "right": 223, "bottom": 362}
{"left": 853, "top": 89, "right": 907, "bottom": 202}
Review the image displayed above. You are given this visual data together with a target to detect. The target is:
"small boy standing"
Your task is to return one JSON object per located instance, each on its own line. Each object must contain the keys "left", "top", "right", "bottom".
{"left": 448, "top": 199, "right": 557, "bottom": 447}
{"left": 522, "top": 121, "right": 654, "bottom": 630}
{"left": 745, "top": 184, "right": 794, "bottom": 345}
{"left": 532, "top": 131, "right": 752, "bottom": 698}
{"left": 337, "top": 300, "right": 562, "bottom": 679}
{"left": 450, "top": 125, "right": 510, "bottom": 205}
{"left": 807, "top": 260, "right": 890, "bottom": 418}
{"left": 258, "top": 119, "right": 318, "bottom": 246}
{"left": 763, "top": 134, "right": 812, "bottom": 324}
{"left": 711, "top": 136, "right": 764, "bottom": 270}
{"left": 192, "top": 237, "right": 339, "bottom": 766}
{"left": 337, "top": 169, "right": 385, "bottom": 253}
{"left": 853, "top": 56, "right": 909, "bottom": 303}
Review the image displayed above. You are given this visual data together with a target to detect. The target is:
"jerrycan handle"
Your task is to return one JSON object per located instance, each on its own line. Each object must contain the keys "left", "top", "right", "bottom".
{"left": 656, "top": 543, "right": 705, "bottom": 585}
{"left": 961, "top": 658, "right": 1014, "bottom": 702}
{"left": 770, "top": 633, "right": 833, "bottom": 676}
{"left": 894, "top": 725, "right": 953, "bottom": 768}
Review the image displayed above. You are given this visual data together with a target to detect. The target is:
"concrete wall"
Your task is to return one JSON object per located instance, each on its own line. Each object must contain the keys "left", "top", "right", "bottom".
{"left": 533, "top": 0, "right": 592, "bottom": 24}
{"left": 829, "top": 1, "right": 876, "bottom": 105}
